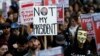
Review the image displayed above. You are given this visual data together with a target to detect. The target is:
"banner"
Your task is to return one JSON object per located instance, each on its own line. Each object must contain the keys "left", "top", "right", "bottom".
{"left": 92, "top": 13, "right": 100, "bottom": 54}
{"left": 57, "top": 4, "right": 64, "bottom": 24}
{"left": 33, "top": 6, "right": 57, "bottom": 35}
{"left": 80, "top": 14, "right": 96, "bottom": 38}
{"left": 19, "top": 1, "right": 34, "bottom": 24}
{"left": 36, "top": 46, "right": 64, "bottom": 56}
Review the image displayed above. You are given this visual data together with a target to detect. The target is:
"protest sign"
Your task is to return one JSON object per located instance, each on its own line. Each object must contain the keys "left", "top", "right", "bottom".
{"left": 33, "top": 6, "right": 57, "bottom": 35}
{"left": 19, "top": 0, "right": 34, "bottom": 24}
{"left": 44, "top": 0, "right": 58, "bottom": 5}
{"left": 80, "top": 14, "right": 96, "bottom": 38}
{"left": 57, "top": 0, "right": 69, "bottom": 7}
{"left": 44, "top": 0, "right": 69, "bottom": 7}
{"left": 2, "top": 0, "right": 11, "bottom": 19}
{"left": 57, "top": 4, "right": 64, "bottom": 24}
{"left": 36, "top": 46, "right": 64, "bottom": 56}
{"left": 0, "top": 0, "right": 3, "bottom": 9}
{"left": 34, "top": 0, "right": 42, "bottom": 6}
{"left": 92, "top": 13, "right": 100, "bottom": 54}
{"left": 2, "top": 1, "right": 7, "bottom": 19}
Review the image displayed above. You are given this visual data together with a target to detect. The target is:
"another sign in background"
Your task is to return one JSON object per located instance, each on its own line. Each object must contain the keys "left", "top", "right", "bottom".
{"left": 92, "top": 13, "right": 100, "bottom": 55}
{"left": 0, "top": 0, "right": 3, "bottom": 9}
{"left": 80, "top": 13, "right": 100, "bottom": 55}
{"left": 57, "top": 0, "right": 69, "bottom": 7}
{"left": 80, "top": 14, "right": 96, "bottom": 38}
{"left": 19, "top": 0, "right": 34, "bottom": 24}
{"left": 57, "top": 4, "right": 64, "bottom": 24}
{"left": 36, "top": 46, "right": 64, "bottom": 56}
{"left": 43, "top": 0, "right": 69, "bottom": 7}
{"left": 44, "top": 0, "right": 58, "bottom": 5}
{"left": 2, "top": 0, "right": 11, "bottom": 19}
{"left": 34, "top": 0, "right": 42, "bottom": 6}
{"left": 33, "top": 6, "right": 57, "bottom": 35}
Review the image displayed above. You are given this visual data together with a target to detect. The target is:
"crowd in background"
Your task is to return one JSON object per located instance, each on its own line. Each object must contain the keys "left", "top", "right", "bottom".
{"left": 0, "top": 0, "right": 100, "bottom": 56}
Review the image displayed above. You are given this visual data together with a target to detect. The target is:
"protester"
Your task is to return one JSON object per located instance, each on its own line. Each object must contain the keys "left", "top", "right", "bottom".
{"left": 24, "top": 35, "right": 41, "bottom": 56}
{"left": 8, "top": 23, "right": 20, "bottom": 52}
{"left": 0, "top": 23, "right": 11, "bottom": 44}
{"left": 0, "top": 43, "right": 8, "bottom": 56}
{"left": 16, "top": 35, "right": 29, "bottom": 56}
{"left": 68, "top": 15, "right": 81, "bottom": 45}
{"left": 64, "top": 29, "right": 94, "bottom": 56}
{"left": 0, "top": 0, "right": 99, "bottom": 56}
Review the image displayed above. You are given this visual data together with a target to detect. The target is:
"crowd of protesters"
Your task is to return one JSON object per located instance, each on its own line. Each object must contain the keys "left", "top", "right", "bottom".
{"left": 0, "top": 0, "right": 100, "bottom": 56}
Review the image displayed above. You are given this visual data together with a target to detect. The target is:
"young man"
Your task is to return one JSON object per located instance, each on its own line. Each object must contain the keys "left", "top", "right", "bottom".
{"left": 24, "top": 35, "right": 41, "bottom": 56}
{"left": 64, "top": 29, "right": 94, "bottom": 56}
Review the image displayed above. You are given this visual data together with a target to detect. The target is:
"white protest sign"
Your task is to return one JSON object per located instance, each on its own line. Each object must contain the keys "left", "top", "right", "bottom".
{"left": 34, "top": 0, "right": 42, "bottom": 6}
{"left": 36, "top": 46, "right": 64, "bottom": 56}
{"left": 0, "top": 0, "right": 3, "bottom": 9}
{"left": 19, "top": 0, "right": 34, "bottom": 24}
{"left": 58, "top": 0, "right": 69, "bottom": 7}
{"left": 2, "top": 0, "right": 11, "bottom": 19}
{"left": 44, "top": 0, "right": 58, "bottom": 5}
{"left": 33, "top": 6, "right": 57, "bottom": 35}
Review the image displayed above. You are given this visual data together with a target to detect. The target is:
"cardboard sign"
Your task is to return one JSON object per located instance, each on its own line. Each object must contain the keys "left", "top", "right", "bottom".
{"left": 19, "top": 1, "right": 34, "bottom": 24}
{"left": 57, "top": 4, "right": 64, "bottom": 24}
{"left": 36, "top": 46, "right": 64, "bottom": 56}
{"left": 33, "top": 6, "right": 57, "bottom": 35}
{"left": 92, "top": 13, "right": 100, "bottom": 54}
{"left": 80, "top": 14, "right": 96, "bottom": 38}
{"left": 44, "top": 0, "right": 58, "bottom": 5}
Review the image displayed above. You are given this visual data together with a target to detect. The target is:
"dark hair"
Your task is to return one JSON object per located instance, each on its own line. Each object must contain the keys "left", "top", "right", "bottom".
{"left": 17, "top": 35, "right": 28, "bottom": 45}
{"left": 72, "top": 2, "right": 82, "bottom": 12}
{"left": 75, "top": 28, "right": 84, "bottom": 38}
{"left": 1, "top": 23, "right": 11, "bottom": 29}
{"left": 7, "top": 12, "right": 13, "bottom": 18}
{"left": 71, "top": 15, "right": 79, "bottom": 22}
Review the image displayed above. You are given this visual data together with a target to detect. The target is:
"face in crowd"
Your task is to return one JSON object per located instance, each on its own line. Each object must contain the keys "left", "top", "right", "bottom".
{"left": 2, "top": 23, "right": 11, "bottom": 35}
{"left": 28, "top": 38, "right": 41, "bottom": 51}
{"left": 0, "top": 44, "right": 8, "bottom": 56}
{"left": 77, "top": 30, "right": 87, "bottom": 44}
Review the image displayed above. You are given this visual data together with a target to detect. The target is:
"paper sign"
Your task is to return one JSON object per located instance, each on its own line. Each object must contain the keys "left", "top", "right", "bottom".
{"left": 34, "top": 0, "right": 42, "bottom": 6}
{"left": 0, "top": 0, "right": 3, "bottom": 9}
{"left": 2, "top": 0, "right": 11, "bottom": 19}
{"left": 36, "top": 46, "right": 64, "bottom": 56}
{"left": 44, "top": 0, "right": 58, "bottom": 5}
{"left": 19, "top": 0, "right": 34, "bottom": 24}
{"left": 58, "top": 0, "right": 69, "bottom": 7}
{"left": 33, "top": 6, "right": 57, "bottom": 35}
{"left": 80, "top": 14, "right": 96, "bottom": 38}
